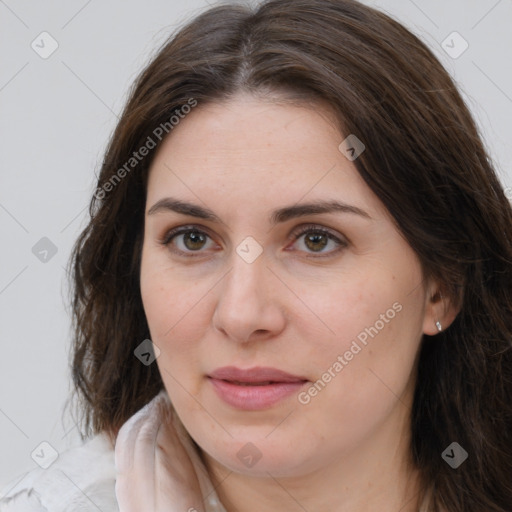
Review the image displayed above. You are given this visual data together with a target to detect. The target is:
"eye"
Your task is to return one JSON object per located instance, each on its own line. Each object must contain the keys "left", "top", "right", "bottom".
{"left": 287, "top": 224, "right": 348, "bottom": 257}
{"left": 160, "top": 226, "right": 217, "bottom": 256}
{"left": 160, "top": 223, "right": 348, "bottom": 258}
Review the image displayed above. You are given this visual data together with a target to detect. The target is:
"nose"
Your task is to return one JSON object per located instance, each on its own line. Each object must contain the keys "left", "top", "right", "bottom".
{"left": 212, "top": 249, "right": 286, "bottom": 344}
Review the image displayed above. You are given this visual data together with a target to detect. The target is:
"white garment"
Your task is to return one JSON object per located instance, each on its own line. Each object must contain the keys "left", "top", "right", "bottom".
{"left": 0, "top": 390, "right": 226, "bottom": 512}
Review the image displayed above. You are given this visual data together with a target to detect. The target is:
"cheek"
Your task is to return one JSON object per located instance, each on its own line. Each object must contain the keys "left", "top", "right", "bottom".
{"left": 140, "top": 247, "right": 208, "bottom": 340}
{"left": 298, "top": 252, "right": 424, "bottom": 386}
{"left": 296, "top": 265, "right": 402, "bottom": 365}
{"left": 140, "top": 251, "right": 216, "bottom": 402}
{"left": 298, "top": 273, "right": 425, "bottom": 442}
{"left": 141, "top": 275, "right": 203, "bottom": 410}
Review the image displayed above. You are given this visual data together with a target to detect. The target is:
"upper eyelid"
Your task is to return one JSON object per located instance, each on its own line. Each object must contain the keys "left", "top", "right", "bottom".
{"left": 161, "top": 222, "right": 344, "bottom": 240}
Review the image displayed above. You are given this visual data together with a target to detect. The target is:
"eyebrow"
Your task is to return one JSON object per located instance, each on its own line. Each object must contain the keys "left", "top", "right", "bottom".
{"left": 147, "top": 197, "right": 372, "bottom": 224}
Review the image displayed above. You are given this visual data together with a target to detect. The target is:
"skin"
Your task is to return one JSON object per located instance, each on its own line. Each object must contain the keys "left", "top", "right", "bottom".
{"left": 139, "top": 92, "right": 458, "bottom": 512}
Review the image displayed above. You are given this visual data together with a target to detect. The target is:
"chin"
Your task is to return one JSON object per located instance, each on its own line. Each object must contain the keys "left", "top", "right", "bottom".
{"left": 195, "top": 430, "right": 323, "bottom": 478}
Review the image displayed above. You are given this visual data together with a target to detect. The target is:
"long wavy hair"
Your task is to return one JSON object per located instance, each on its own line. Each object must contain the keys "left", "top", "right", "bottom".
{"left": 67, "top": 0, "right": 512, "bottom": 510}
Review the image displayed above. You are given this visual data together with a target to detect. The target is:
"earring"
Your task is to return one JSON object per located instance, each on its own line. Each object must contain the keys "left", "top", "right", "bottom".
{"left": 435, "top": 320, "right": 442, "bottom": 332}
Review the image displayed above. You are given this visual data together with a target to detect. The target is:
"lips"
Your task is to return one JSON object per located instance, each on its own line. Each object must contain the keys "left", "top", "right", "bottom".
{"left": 209, "top": 366, "right": 307, "bottom": 383}
{"left": 229, "top": 381, "right": 274, "bottom": 386}
{"left": 207, "top": 366, "right": 308, "bottom": 410}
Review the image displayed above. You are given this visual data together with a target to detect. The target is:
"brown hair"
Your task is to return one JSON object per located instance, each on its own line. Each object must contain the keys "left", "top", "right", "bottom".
{"left": 67, "top": 0, "right": 512, "bottom": 510}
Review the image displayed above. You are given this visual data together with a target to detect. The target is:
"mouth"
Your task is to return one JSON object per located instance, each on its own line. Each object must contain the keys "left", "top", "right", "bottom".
{"left": 227, "top": 381, "right": 281, "bottom": 386}
{"left": 208, "top": 365, "right": 308, "bottom": 383}
{"left": 207, "top": 366, "right": 309, "bottom": 410}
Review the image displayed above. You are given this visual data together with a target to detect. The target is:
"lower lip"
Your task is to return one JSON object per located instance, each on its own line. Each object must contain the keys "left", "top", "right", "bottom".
{"left": 209, "top": 378, "right": 307, "bottom": 410}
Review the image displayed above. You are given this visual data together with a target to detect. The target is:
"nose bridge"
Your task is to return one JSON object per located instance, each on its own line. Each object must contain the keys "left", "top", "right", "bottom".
{"left": 213, "top": 245, "right": 284, "bottom": 342}
{"left": 223, "top": 246, "right": 268, "bottom": 308}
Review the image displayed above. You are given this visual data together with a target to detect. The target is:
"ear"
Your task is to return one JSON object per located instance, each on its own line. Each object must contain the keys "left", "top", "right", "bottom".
{"left": 422, "top": 280, "right": 461, "bottom": 335}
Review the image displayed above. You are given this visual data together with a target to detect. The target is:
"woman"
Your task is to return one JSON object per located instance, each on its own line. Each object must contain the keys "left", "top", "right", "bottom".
{"left": 2, "top": 0, "right": 511, "bottom": 510}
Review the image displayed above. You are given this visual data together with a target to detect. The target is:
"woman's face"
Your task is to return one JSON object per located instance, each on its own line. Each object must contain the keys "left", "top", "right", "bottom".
{"left": 140, "top": 93, "right": 439, "bottom": 478}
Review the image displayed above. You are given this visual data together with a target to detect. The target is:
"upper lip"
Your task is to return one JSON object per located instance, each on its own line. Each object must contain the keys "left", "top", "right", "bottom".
{"left": 208, "top": 366, "right": 308, "bottom": 383}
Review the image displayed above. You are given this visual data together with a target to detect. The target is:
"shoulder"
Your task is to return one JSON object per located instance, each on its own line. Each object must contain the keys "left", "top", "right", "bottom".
{"left": 0, "top": 431, "right": 119, "bottom": 512}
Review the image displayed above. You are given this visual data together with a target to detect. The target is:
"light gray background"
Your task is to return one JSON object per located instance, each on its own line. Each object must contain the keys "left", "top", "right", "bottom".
{"left": 1, "top": 0, "right": 511, "bottom": 494}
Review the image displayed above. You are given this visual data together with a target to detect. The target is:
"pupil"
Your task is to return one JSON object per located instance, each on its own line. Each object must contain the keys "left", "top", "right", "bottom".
{"left": 305, "top": 233, "right": 327, "bottom": 252}
{"left": 185, "top": 232, "right": 205, "bottom": 250}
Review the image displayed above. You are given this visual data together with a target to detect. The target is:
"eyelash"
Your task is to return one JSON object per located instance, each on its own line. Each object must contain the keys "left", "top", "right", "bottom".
{"left": 159, "top": 224, "right": 348, "bottom": 258}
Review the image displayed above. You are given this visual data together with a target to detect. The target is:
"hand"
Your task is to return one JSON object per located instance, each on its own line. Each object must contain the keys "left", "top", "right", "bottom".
{"left": 114, "top": 391, "right": 205, "bottom": 512}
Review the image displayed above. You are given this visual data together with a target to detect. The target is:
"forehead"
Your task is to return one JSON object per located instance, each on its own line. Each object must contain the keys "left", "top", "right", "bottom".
{"left": 146, "top": 95, "right": 388, "bottom": 220}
